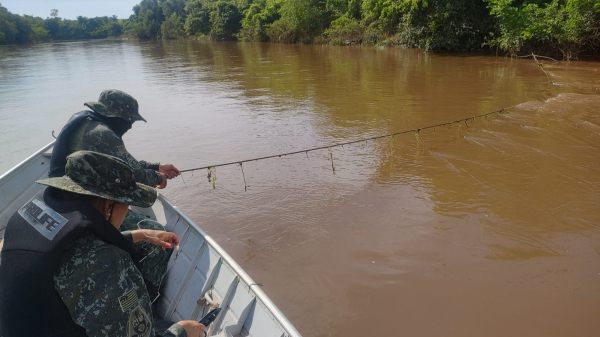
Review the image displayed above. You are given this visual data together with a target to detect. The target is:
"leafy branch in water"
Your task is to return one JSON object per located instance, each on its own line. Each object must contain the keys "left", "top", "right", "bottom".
{"left": 207, "top": 167, "right": 217, "bottom": 189}
{"left": 414, "top": 129, "right": 421, "bottom": 145}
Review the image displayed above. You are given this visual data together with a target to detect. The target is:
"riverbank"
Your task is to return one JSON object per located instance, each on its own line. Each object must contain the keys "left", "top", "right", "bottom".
{"left": 2, "top": 1, "right": 599, "bottom": 60}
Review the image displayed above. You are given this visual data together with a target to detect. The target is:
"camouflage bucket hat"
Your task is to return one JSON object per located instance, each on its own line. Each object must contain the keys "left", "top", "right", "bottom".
{"left": 84, "top": 89, "right": 147, "bottom": 123}
{"left": 37, "top": 151, "right": 157, "bottom": 207}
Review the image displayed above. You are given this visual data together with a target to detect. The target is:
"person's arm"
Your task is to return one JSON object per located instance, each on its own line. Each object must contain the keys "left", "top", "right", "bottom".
{"left": 54, "top": 244, "right": 157, "bottom": 337}
{"left": 140, "top": 160, "right": 160, "bottom": 171}
{"left": 158, "top": 164, "right": 181, "bottom": 179}
{"left": 54, "top": 242, "right": 198, "bottom": 337}
{"left": 139, "top": 161, "right": 181, "bottom": 180}
{"left": 89, "top": 125, "right": 163, "bottom": 187}
{"left": 140, "top": 162, "right": 181, "bottom": 180}
{"left": 121, "top": 230, "right": 134, "bottom": 244}
{"left": 161, "top": 323, "right": 187, "bottom": 337}
{"left": 160, "top": 321, "right": 205, "bottom": 337}
{"left": 130, "top": 229, "right": 180, "bottom": 250}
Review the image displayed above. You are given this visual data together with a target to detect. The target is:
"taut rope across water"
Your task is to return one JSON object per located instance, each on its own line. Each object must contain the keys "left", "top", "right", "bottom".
{"left": 180, "top": 106, "right": 515, "bottom": 175}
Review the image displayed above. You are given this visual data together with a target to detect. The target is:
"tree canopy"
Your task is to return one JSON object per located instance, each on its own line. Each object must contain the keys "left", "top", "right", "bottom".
{"left": 0, "top": 3, "right": 125, "bottom": 44}
{"left": 1, "top": 0, "right": 599, "bottom": 59}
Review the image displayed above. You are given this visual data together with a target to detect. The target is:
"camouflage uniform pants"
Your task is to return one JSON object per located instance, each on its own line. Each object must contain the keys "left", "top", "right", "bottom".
{"left": 120, "top": 210, "right": 173, "bottom": 298}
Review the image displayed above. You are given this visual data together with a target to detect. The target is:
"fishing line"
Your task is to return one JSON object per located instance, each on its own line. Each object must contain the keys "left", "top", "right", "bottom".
{"left": 180, "top": 106, "right": 514, "bottom": 174}
{"left": 136, "top": 218, "right": 181, "bottom": 304}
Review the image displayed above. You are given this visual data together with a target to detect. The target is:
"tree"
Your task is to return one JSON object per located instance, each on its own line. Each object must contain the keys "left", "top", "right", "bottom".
{"left": 487, "top": 0, "right": 600, "bottom": 58}
{"left": 267, "top": 0, "right": 330, "bottom": 43}
{"left": 161, "top": 13, "right": 184, "bottom": 38}
{"left": 50, "top": 9, "right": 59, "bottom": 18}
{"left": 184, "top": 0, "right": 211, "bottom": 36}
{"left": 239, "top": 0, "right": 281, "bottom": 41}
{"left": 208, "top": 0, "right": 242, "bottom": 40}
{"left": 0, "top": 4, "right": 19, "bottom": 44}
{"left": 130, "top": 0, "right": 164, "bottom": 38}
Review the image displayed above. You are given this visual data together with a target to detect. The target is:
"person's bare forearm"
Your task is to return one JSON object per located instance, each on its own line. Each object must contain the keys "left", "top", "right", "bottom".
{"left": 130, "top": 229, "right": 179, "bottom": 249}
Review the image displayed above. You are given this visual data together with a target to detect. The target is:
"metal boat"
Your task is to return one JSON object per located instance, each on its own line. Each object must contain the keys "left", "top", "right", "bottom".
{"left": 0, "top": 141, "right": 301, "bottom": 337}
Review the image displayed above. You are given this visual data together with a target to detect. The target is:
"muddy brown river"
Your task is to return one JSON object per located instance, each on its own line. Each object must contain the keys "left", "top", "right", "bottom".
{"left": 1, "top": 40, "right": 599, "bottom": 336}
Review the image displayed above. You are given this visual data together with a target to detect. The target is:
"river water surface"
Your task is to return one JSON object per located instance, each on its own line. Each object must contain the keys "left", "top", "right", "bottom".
{"left": 1, "top": 40, "right": 599, "bottom": 336}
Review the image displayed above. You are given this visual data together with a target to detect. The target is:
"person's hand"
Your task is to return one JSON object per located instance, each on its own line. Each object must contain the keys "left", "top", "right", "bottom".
{"left": 159, "top": 164, "right": 180, "bottom": 179}
{"left": 177, "top": 321, "right": 205, "bottom": 337}
{"left": 158, "top": 173, "right": 168, "bottom": 189}
{"left": 132, "top": 229, "right": 179, "bottom": 250}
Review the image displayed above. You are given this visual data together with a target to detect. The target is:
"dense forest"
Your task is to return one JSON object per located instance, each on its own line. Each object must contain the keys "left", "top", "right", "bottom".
{"left": 1, "top": 0, "right": 599, "bottom": 59}
{"left": 0, "top": 6, "right": 124, "bottom": 43}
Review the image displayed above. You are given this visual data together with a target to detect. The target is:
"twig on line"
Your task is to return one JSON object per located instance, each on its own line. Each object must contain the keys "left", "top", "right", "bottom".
{"left": 239, "top": 162, "right": 248, "bottom": 192}
{"left": 180, "top": 106, "right": 514, "bottom": 174}
{"left": 515, "top": 53, "right": 559, "bottom": 62}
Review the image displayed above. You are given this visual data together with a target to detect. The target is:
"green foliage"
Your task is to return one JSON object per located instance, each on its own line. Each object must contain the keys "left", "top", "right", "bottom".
{"left": 487, "top": 0, "right": 600, "bottom": 58}
{"left": 1, "top": 4, "right": 127, "bottom": 45}
{"left": 162, "top": 0, "right": 188, "bottom": 18}
{"left": 42, "top": 16, "right": 125, "bottom": 40}
{"left": 0, "top": 4, "right": 20, "bottom": 44}
{"left": 14, "top": 15, "right": 50, "bottom": 43}
{"left": 1, "top": 0, "right": 599, "bottom": 57}
{"left": 161, "top": 13, "right": 185, "bottom": 38}
{"left": 129, "top": 0, "right": 243, "bottom": 40}
{"left": 401, "top": 0, "right": 496, "bottom": 52}
{"left": 361, "top": 0, "right": 405, "bottom": 33}
{"left": 0, "top": 4, "right": 51, "bottom": 44}
{"left": 184, "top": 0, "right": 211, "bottom": 35}
{"left": 106, "top": 20, "right": 124, "bottom": 36}
{"left": 323, "top": 14, "right": 363, "bottom": 45}
{"left": 267, "top": 0, "right": 330, "bottom": 43}
{"left": 208, "top": 0, "right": 243, "bottom": 40}
{"left": 184, "top": 0, "right": 244, "bottom": 40}
{"left": 265, "top": 16, "right": 296, "bottom": 42}
{"left": 29, "top": 24, "right": 50, "bottom": 41}
{"left": 131, "top": 0, "right": 166, "bottom": 38}
{"left": 239, "top": 0, "right": 281, "bottom": 41}
{"left": 207, "top": 167, "right": 217, "bottom": 189}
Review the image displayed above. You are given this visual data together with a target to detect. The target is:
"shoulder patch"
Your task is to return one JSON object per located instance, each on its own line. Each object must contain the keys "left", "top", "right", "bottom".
{"left": 119, "top": 288, "right": 139, "bottom": 312}
{"left": 117, "top": 145, "right": 127, "bottom": 154}
{"left": 128, "top": 305, "right": 151, "bottom": 337}
{"left": 18, "top": 196, "right": 68, "bottom": 240}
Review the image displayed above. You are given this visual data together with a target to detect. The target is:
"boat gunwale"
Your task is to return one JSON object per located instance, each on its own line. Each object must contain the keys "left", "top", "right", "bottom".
{"left": 158, "top": 194, "right": 302, "bottom": 337}
{"left": 0, "top": 142, "right": 301, "bottom": 337}
{"left": 0, "top": 140, "right": 55, "bottom": 184}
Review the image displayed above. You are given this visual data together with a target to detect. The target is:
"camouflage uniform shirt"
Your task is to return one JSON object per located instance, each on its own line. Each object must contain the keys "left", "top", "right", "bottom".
{"left": 53, "top": 233, "right": 186, "bottom": 337}
{"left": 67, "top": 118, "right": 162, "bottom": 187}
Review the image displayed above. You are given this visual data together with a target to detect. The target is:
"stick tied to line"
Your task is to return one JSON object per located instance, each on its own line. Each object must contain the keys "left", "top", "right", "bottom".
{"left": 180, "top": 106, "right": 515, "bottom": 175}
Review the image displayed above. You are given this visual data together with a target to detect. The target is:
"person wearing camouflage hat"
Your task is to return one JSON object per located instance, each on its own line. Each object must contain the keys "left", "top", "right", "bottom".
{"left": 85, "top": 89, "right": 148, "bottom": 122}
{"left": 48, "top": 89, "right": 180, "bottom": 294}
{"left": 0, "top": 151, "right": 205, "bottom": 337}
{"left": 49, "top": 89, "right": 180, "bottom": 185}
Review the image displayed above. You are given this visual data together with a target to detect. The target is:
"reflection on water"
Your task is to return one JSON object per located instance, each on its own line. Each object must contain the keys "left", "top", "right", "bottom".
{"left": 1, "top": 40, "right": 599, "bottom": 336}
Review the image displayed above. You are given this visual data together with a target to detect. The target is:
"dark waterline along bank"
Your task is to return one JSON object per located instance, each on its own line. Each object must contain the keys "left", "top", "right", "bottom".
{"left": 2, "top": 0, "right": 600, "bottom": 59}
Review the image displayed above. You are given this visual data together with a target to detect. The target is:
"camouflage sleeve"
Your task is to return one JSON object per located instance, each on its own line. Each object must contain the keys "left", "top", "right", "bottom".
{"left": 121, "top": 230, "right": 134, "bottom": 244}
{"left": 54, "top": 237, "right": 157, "bottom": 337}
{"left": 159, "top": 324, "right": 187, "bottom": 337}
{"left": 139, "top": 160, "right": 160, "bottom": 171}
{"left": 86, "top": 123, "right": 162, "bottom": 186}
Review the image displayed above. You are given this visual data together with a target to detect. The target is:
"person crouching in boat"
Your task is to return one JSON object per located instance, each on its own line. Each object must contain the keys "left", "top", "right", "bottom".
{"left": 48, "top": 89, "right": 180, "bottom": 299}
{"left": 0, "top": 151, "right": 204, "bottom": 337}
